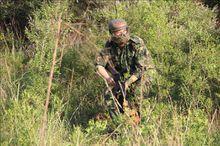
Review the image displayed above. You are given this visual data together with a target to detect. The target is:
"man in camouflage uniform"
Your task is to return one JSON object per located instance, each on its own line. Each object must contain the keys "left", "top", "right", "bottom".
{"left": 95, "top": 19, "right": 156, "bottom": 124}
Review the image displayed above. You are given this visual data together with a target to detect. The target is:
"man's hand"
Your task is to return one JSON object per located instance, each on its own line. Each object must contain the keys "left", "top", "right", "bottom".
{"left": 106, "top": 77, "right": 116, "bottom": 86}
{"left": 124, "top": 81, "right": 129, "bottom": 91}
{"left": 124, "top": 75, "right": 138, "bottom": 90}
{"left": 97, "top": 66, "right": 115, "bottom": 86}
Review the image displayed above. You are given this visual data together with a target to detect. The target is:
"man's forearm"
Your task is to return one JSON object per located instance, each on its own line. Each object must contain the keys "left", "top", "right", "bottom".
{"left": 97, "top": 65, "right": 117, "bottom": 87}
{"left": 96, "top": 65, "right": 111, "bottom": 80}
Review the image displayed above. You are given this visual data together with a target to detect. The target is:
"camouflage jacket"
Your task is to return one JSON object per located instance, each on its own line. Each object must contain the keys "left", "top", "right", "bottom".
{"left": 96, "top": 35, "right": 156, "bottom": 83}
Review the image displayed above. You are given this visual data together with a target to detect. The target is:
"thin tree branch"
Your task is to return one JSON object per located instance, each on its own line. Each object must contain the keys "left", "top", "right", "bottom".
{"left": 39, "top": 13, "right": 62, "bottom": 146}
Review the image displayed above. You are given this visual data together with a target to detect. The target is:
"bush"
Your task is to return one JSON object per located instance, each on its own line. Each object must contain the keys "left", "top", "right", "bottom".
{"left": 95, "top": 0, "right": 220, "bottom": 110}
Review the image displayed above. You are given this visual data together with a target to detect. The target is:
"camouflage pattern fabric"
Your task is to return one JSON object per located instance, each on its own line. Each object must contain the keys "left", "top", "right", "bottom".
{"left": 96, "top": 35, "right": 156, "bottom": 119}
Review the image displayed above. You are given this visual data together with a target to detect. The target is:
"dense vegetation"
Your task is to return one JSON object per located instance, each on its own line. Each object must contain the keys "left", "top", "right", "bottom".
{"left": 0, "top": 0, "right": 219, "bottom": 145}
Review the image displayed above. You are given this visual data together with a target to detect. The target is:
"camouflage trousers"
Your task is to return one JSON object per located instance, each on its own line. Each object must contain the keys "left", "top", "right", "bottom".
{"left": 104, "top": 81, "right": 149, "bottom": 120}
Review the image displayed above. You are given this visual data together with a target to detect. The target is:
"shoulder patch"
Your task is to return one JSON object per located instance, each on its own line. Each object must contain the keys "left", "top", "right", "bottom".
{"left": 129, "top": 35, "right": 145, "bottom": 51}
{"left": 130, "top": 35, "right": 142, "bottom": 44}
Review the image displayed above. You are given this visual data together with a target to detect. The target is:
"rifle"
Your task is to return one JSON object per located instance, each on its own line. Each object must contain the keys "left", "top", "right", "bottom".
{"left": 110, "top": 73, "right": 129, "bottom": 113}
{"left": 98, "top": 70, "right": 140, "bottom": 125}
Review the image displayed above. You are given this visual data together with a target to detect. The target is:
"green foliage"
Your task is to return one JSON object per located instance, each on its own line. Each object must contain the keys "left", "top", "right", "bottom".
{"left": 60, "top": 47, "right": 105, "bottom": 126}
{"left": 0, "top": 0, "right": 44, "bottom": 38}
{"left": 95, "top": 0, "right": 220, "bottom": 110}
{"left": 1, "top": 1, "right": 70, "bottom": 145}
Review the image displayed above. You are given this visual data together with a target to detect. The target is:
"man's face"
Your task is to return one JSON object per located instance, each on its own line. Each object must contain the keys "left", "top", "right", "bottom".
{"left": 111, "top": 28, "right": 130, "bottom": 47}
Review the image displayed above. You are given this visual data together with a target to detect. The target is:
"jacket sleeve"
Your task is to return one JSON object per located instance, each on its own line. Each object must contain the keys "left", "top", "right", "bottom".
{"left": 133, "top": 39, "right": 156, "bottom": 84}
{"left": 95, "top": 49, "right": 108, "bottom": 68}
{"left": 95, "top": 41, "right": 111, "bottom": 69}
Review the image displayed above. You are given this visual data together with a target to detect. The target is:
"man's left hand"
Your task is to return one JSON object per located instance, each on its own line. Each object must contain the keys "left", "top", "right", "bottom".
{"left": 124, "top": 81, "right": 129, "bottom": 91}
{"left": 124, "top": 75, "right": 138, "bottom": 91}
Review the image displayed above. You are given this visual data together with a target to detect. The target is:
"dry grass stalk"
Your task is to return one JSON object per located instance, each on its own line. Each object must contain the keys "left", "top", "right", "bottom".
{"left": 39, "top": 13, "right": 62, "bottom": 146}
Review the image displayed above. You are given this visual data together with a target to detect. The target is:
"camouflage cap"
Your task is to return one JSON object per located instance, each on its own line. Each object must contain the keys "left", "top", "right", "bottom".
{"left": 108, "top": 19, "right": 128, "bottom": 33}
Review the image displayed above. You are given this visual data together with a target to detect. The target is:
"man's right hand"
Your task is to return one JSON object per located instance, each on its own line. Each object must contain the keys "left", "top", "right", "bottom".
{"left": 106, "top": 77, "right": 116, "bottom": 86}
